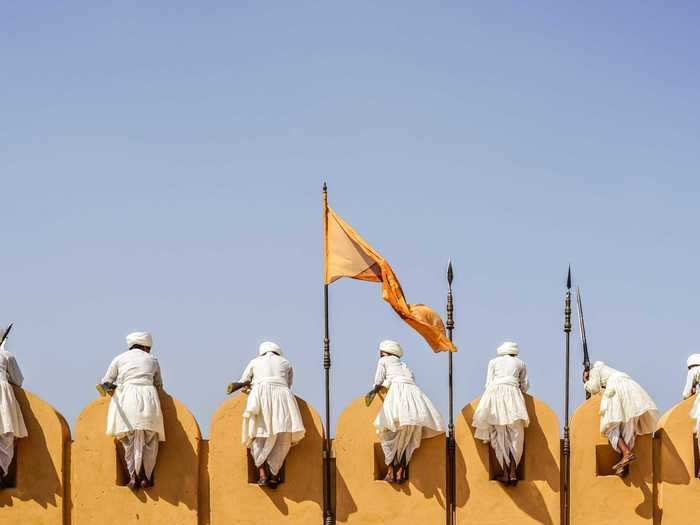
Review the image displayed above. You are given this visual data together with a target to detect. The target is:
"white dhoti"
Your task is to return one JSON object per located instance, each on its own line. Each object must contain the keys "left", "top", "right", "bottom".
{"left": 473, "top": 377, "right": 529, "bottom": 469}
{"left": 379, "top": 425, "right": 423, "bottom": 466}
{"left": 0, "top": 433, "right": 14, "bottom": 476}
{"left": 250, "top": 432, "right": 292, "bottom": 475}
{"left": 119, "top": 429, "right": 159, "bottom": 479}
{"left": 374, "top": 377, "right": 445, "bottom": 466}
{"left": 599, "top": 373, "right": 658, "bottom": 451}
{"left": 242, "top": 378, "right": 305, "bottom": 476}
{"left": 690, "top": 394, "right": 700, "bottom": 451}
{"left": 488, "top": 423, "right": 525, "bottom": 469}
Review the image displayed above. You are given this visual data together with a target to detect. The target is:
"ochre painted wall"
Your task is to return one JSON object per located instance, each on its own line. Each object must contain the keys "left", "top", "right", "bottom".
{"left": 0, "top": 387, "right": 70, "bottom": 525}
{"left": 208, "top": 393, "right": 324, "bottom": 525}
{"left": 334, "top": 392, "right": 446, "bottom": 525}
{"left": 570, "top": 395, "right": 653, "bottom": 525}
{"left": 655, "top": 396, "right": 697, "bottom": 524}
{"left": 70, "top": 391, "right": 201, "bottom": 525}
{"left": 456, "top": 394, "right": 561, "bottom": 525}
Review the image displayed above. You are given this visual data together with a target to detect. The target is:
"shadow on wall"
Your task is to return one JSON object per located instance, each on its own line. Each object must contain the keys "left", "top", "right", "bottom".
{"left": 0, "top": 387, "right": 70, "bottom": 525}
{"left": 457, "top": 394, "right": 561, "bottom": 525}
{"left": 208, "top": 393, "right": 324, "bottom": 525}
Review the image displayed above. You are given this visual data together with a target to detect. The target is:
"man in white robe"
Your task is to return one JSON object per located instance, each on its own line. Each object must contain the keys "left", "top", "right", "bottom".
{"left": 682, "top": 353, "right": 700, "bottom": 476}
{"left": 100, "top": 331, "right": 165, "bottom": 489}
{"left": 472, "top": 341, "right": 529, "bottom": 485}
{"left": 228, "top": 342, "right": 305, "bottom": 487}
{"left": 369, "top": 340, "right": 444, "bottom": 484}
{"left": 584, "top": 361, "right": 658, "bottom": 476}
{"left": 0, "top": 329, "right": 27, "bottom": 487}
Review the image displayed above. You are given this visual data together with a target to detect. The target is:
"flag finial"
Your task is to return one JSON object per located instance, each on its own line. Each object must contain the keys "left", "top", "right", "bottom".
{"left": 322, "top": 182, "right": 327, "bottom": 193}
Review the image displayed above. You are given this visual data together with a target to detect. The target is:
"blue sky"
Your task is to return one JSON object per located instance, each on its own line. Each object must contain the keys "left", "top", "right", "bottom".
{"left": 2, "top": 2, "right": 699, "bottom": 436}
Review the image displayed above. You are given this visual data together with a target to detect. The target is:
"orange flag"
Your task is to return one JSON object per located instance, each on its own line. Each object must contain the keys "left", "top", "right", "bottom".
{"left": 323, "top": 193, "right": 457, "bottom": 353}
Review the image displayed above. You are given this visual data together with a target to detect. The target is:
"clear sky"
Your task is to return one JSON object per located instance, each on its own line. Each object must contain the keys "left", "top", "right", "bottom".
{"left": 2, "top": 2, "right": 699, "bottom": 437}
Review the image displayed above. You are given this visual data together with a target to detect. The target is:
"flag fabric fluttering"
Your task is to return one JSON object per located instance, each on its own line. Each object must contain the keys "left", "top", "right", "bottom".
{"left": 323, "top": 194, "right": 457, "bottom": 353}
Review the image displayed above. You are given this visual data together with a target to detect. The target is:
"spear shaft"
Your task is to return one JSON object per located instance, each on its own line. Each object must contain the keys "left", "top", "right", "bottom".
{"left": 562, "top": 267, "right": 572, "bottom": 525}
{"left": 445, "top": 261, "right": 455, "bottom": 525}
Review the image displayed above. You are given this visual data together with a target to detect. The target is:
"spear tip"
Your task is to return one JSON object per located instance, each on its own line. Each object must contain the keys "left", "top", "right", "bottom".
{"left": 566, "top": 265, "right": 572, "bottom": 290}
{"left": 447, "top": 259, "right": 454, "bottom": 285}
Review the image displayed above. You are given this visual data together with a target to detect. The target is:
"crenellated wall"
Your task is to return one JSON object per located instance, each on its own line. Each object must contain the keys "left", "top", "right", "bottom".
{"left": 654, "top": 395, "right": 698, "bottom": 524}
{"left": 570, "top": 394, "right": 654, "bottom": 524}
{"left": 456, "top": 394, "right": 561, "bottom": 525}
{"left": 5, "top": 387, "right": 700, "bottom": 524}
{"left": 70, "top": 391, "right": 201, "bottom": 525}
{"left": 0, "top": 387, "right": 70, "bottom": 525}
{"left": 334, "top": 391, "right": 446, "bottom": 525}
{"left": 208, "top": 392, "right": 324, "bottom": 525}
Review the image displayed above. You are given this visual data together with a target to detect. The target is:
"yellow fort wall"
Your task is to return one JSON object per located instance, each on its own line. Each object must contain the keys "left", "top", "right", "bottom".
{"left": 456, "top": 394, "right": 562, "bottom": 525}
{"left": 7, "top": 389, "right": 700, "bottom": 523}
{"left": 654, "top": 395, "right": 698, "bottom": 524}
{"left": 334, "top": 392, "right": 447, "bottom": 525}
{"left": 0, "top": 387, "right": 70, "bottom": 525}
{"left": 570, "top": 394, "right": 654, "bottom": 525}
{"left": 70, "top": 391, "right": 201, "bottom": 525}
{"left": 208, "top": 392, "right": 324, "bottom": 525}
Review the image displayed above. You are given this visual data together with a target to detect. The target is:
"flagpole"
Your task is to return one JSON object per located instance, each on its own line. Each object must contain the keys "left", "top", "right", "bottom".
{"left": 562, "top": 266, "right": 572, "bottom": 525}
{"left": 445, "top": 260, "right": 455, "bottom": 525}
{"left": 322, "top": 183, "right": 335, "bottom": 525}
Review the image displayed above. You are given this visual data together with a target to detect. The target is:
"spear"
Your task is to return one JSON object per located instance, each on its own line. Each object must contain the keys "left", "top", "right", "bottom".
{"left": 562, "top": 266, "right": 572, "bottom": 525}
{"left": 0, "top": 323, "right": 13, "bottom": 348}
{"left": 445, "top": 260, "right": 455, "bottom": 525}
{"left": 575, "top": 287, "right": 592, "bottom": 400}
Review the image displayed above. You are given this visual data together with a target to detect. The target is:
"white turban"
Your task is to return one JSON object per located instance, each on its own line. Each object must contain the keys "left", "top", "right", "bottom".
{"left": 688, "top": 354, "right": 700, "bottom": 368}
{"left": 259, "top": 341, "right": 282, "bottom": 356}
{"left": 497, "top": 341, "right": 519, "bottom": 356}
{"left": 379, "top": 340, "right": 403, "bottom": 358}
{"left": 126, "top": 331, "right": 153, "bottom": 349}
{"left": 592, "top": 361, "right": 605, "bottom": 369}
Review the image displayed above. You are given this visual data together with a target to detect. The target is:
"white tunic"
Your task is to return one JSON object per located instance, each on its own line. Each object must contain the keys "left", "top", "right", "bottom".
{"left": 0, "top": 349, "right": 27, "bottom": 438}
{"left": 102, "top": 349, "right": 165, "bottom": 441}
{"left": 682, "top": 366, "right": 700, "bottom": 425}
{"left": 238, "top": 353, "right": 305, "bottom": 446}
{"left": 584, "top": 363, "right": 658, "bottom": 436}
{"left": 373, "top": 355, "right": 444, "bottom": 437}
{"left": 473, "top": 355, "right": 530, "bottom": 442}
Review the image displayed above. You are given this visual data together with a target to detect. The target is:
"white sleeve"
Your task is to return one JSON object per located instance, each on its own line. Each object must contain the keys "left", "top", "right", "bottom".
{"left": 485, "top": 360, "right": 495, "bottom": 388}
{"left": 584, "top": 367, "right": 602, "bottom": 395}
{"left": 373, "top": 359, "right": 386, "bottom": 387}
{"left": 683, "top": 368, "right": 697, "bottom": 399}
{"left": 153, "top": 360, "right": 163, "bottom": 387}
{"left": 101, "top": 357, "right": 119, "bottom": 384}
{"left": 519, "top": 363, "right": 529, "bottom": 393}
{"left": 7, "top": 355, "right": 23, "bottom": 387}
{"left": 238, "top": 361, "right": 255, "bottom": 383}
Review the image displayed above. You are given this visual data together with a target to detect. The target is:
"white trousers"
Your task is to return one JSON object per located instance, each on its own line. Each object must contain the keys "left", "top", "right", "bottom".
{"left": 489, "top": 423, "right": 524, "bottom": 469}
{"left": 250, "top": 432, "right": 292, "bottom": 476}
{"left": 0, "top": 433, "right": 14, "bottom": 476}
{"left": 119, "top": 430, "right": 159, "bottom": 479}
{"left": 380, "top": 425, "right": 423, "bottom": 466}
{"left": 605, "top": 419, "right": 637, "bottom": 453}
